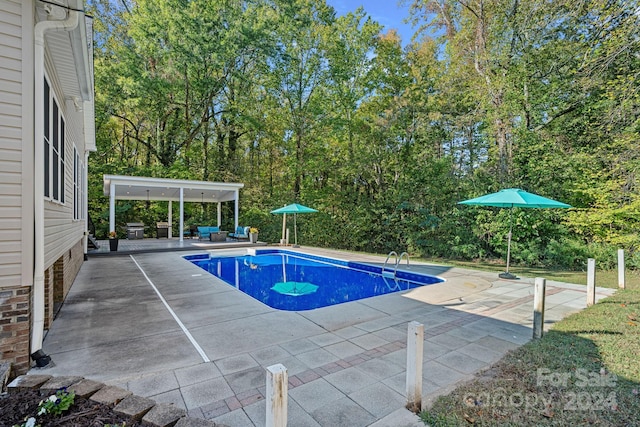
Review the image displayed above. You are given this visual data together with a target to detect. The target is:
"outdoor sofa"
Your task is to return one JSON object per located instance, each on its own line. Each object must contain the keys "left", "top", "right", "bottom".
{"left": 197, "top": 226, "right": 221, "bottom": 240}
{"left": 196, "top": 226, "right": 227, "bottom": 242}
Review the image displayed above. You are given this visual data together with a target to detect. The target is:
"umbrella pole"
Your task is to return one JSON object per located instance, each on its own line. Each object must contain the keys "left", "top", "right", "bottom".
{"left": 281, "top": 213, "right": 286, "bottom": 245}
{"left": 506, "top": 209, "right": 512, "bottom": 273}
{"left": 294, "top": 214, "right": 298, "bottom": 247}
{"left": 500, "top": 206, "right": 517, "bottom": 279}
{"left": 282, "top": 254, "right": 287, "bottom": 282}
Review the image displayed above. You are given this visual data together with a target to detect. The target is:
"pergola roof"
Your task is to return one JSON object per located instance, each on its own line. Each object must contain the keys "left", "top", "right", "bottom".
{"left": 103, "top": 175, "right": 244, "bottom": 203}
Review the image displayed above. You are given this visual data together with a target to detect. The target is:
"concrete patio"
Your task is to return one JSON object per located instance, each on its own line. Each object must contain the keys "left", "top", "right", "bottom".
{"left": 34, "top": 247, "right": 615, "bottom": 426}
{"left": 89, "top": 236, "right": 266, "bottom": 255}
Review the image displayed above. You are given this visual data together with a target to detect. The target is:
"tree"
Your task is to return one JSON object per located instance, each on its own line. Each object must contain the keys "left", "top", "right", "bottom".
{"left": 261, "top": 0, "right": 335, "bottom": 200}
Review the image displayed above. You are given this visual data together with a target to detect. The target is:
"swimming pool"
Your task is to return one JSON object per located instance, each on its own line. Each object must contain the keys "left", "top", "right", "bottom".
{"left": 184, "top": 249, "right": 443, "bottom": 311}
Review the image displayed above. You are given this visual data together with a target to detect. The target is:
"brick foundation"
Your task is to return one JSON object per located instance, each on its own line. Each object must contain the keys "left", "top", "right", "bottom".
{"left": 57, "top": 240, "right": 84, "bottom": 304}
{"left": 51, "top": 239, "right": 84, "bottom": 319}
{"left": 0, "top": 238, "right": 85, "bottom": 376}
{"left": 0, "top": 286, "right": 31, "bottom": 375}
{"left": 44, "top": 266, "right": 54, "bottom": 330}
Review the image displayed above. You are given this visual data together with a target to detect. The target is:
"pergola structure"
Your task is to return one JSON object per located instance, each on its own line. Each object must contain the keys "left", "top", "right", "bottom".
{"left": 103, "top": 175, "right": 244, "bottom": 241}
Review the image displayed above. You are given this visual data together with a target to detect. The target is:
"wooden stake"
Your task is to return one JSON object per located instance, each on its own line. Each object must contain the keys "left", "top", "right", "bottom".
{"left": 266, "top": 364, "right": 288, "bottom": 427}
{"left": 406, "top": 321, "right": 424, "bottom": 413}
{"left": 533, "top": 278, "right": 546, "bottom": 339}
{"left": 587, "top": 258, "right": 596, "bottom": 307}
{"left": 618, "top": 249, "right": 625, "bottom": 289}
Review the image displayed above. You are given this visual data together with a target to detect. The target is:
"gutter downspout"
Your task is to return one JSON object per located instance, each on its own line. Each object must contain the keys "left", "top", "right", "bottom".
{"left": 84, "top": 152, "right": 89, "bottom": 259}
{"left": 32, "top": 7, "right": 81, "bottom": 363}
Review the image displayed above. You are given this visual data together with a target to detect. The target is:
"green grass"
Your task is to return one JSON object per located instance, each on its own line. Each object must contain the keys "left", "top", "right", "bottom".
{"left": 417, "top": 261, "right": 640, "bottom": 426}
{"left": 418, "top": 256, "right": 640, "bottom": 289}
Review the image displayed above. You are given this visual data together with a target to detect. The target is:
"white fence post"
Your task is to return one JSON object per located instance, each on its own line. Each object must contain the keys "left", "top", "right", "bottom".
{"left": 533, "top": 278, "right": 546, "bottom": 339}
{"left": 266, "top": 364, "right": 288, "bottom": 427}
{"left": 618, "top": 249, "right": 626, "bottom": 290}
{"left": 587, "top": 258, "right": 596, "bottom": 307}
{"left": 406, "top": 321, "right": 424, "bottom": 413}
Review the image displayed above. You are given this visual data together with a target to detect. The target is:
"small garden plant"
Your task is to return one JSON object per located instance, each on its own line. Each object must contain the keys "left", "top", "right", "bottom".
{"left": 14, "top": 388, "right": 75, "bottom": 427}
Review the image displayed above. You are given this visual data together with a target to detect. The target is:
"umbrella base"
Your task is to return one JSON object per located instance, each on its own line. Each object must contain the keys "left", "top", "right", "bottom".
{"left": 499, "top": 272, "right": 518, "bottom": 280}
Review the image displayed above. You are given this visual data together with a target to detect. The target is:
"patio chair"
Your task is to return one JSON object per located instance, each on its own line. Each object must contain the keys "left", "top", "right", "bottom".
{"left": 229, "top": 226, "right": 250, "bottom": 240}
{"left": 183, "top": 225, "right": 198, "bottom": 239}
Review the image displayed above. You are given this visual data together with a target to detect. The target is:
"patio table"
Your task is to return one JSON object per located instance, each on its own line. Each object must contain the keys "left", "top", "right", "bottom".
{"left": 209, "top": 231, "right": 228, "bottom": 242}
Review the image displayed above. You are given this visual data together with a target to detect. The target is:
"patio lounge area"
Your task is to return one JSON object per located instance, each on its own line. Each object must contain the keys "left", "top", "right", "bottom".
{"left": 90, "top": 237, "right": 266, "bottom": 255}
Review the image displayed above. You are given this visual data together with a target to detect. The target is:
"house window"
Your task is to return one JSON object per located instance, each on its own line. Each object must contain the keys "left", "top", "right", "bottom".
{"left": 73, "top": 147, "right": 85, "bottom": 220}
{"left": 44, "top": 77, "right": 65, "bottom": 203}
{"left": 44, "top": 79, "right": 49, "bottom": 198}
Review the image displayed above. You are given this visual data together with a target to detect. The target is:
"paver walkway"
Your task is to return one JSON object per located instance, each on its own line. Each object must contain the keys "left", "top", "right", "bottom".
{"left": 35, "top": 247, "right": 615, "bottom": 426}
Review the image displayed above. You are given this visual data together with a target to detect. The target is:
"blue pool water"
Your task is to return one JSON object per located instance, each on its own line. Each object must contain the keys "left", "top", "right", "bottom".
{"left": 184, "top": 250, "right": 443, "bottom": 311}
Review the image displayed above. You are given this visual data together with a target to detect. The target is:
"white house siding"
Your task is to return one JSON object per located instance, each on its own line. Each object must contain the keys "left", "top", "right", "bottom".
{"left": 1, "top": 0, "right": 91, "bottom": 374}
{"left": 42, "top": 51, "right": 86, "bottom": 269}
{"left": 0, "top": 0, "right": 25, "bottom": 289}
{"left": 0, "top": 0, "right": 33, "bottom": 374}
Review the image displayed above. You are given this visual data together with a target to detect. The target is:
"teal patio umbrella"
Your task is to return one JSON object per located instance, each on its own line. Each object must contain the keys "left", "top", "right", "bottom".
{"left": 271, "top": 203, "right": 318, "bottom": 246}
{"left": 458, "top": 188, "right": 571, "bottom": 279}
{"left": 271, "top": 281, "right": 319, "bottom": 296}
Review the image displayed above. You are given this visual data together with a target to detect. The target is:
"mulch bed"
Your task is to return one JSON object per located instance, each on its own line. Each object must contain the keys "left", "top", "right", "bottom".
{"left": 0, "top": 389, "right": 141, "bottom": 427}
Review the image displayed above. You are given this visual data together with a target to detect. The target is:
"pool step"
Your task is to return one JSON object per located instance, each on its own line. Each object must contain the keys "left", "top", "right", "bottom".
{"left": 382, "top": 270, "right": 395, "bottom": 279}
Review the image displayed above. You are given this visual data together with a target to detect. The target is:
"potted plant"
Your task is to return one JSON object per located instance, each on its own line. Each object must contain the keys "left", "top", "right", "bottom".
{"left": 249, "top": 227, "right": 259, "bottom": 243}
{"left": 109, "top": 231, "right": 118, "bottom": 252}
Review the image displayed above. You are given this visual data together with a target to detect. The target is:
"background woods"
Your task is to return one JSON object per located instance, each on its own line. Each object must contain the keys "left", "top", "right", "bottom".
{"left": 88, "top": 0, "right": 640, "bottom": 270}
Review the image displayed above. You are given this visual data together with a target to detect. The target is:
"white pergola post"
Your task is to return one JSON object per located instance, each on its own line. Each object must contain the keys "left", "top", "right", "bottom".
{"left": 179, "top": 188, "right": 184, "bottom": 242}
{"left": 168, "top": 200, "right": 173, "bottom": 238}
{"left": 217, "top": 202, "right": 222, "bottom": 227}
{"left": 109, "top": 182, "right": 115, "bottom": 234}
{"left": 234, "top": 190, "right": 239, "bottom": 230}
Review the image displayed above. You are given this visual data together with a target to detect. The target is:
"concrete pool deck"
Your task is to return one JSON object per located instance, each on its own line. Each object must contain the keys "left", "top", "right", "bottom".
{"left": 34, "top": 247, "right": 615, "bottom": 426}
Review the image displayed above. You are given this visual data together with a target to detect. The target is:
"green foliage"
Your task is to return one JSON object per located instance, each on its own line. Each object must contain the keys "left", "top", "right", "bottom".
{"left": 541, "top": 239, "right": 611, "bottom": 270}
{"left": 37, "top": 389, "right": 75, "bottom": 416}
{"left": 13, "top": 388, "right": 76, "bottom": 427}
{"left": 87, "top": 0, "right": 640, "bottom": 270}
{"left": 240, "top": 206, "right": 279, "bottom": 243}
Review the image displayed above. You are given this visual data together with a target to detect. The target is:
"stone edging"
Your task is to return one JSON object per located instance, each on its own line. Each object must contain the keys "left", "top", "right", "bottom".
{"left": 6, "top": 373, "right": 229, "bottom": 427}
